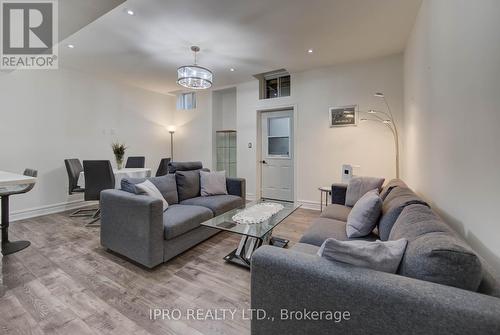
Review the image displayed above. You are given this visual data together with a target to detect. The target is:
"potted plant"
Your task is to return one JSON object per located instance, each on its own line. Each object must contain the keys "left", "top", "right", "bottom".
{"left": 111, "top": 142, "right": 127, "bottom": 170}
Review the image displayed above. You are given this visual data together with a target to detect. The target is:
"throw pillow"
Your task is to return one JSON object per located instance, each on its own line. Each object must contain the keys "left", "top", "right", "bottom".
{"left": 317, "top": 238, "right": 408, "bottom": 273}
{"left": 175, "top": 169, "right": 208, "bottom": 202}
{"left": 121, "top": 174, "right": 178, "bottom": 204}
{"left": 200, "top": 170, "right": 228, "bottom": 196}
{"left": 135, "top": 180, "right": 169, "bottom": 211}
{"left": 345, "top": 176, "right": 385, "bottom": 207}
{"left": 346, "top": 189, "right": 382, "bottom": 238}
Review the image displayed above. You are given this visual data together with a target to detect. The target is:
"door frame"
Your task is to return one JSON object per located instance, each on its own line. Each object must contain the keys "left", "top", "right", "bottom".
{"left": 256, "top": 104, "right": 298, "bottom": 202}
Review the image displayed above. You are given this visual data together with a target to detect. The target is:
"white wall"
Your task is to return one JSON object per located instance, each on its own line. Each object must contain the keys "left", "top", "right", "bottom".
{"left": 0, "top": 68, "right": 175, "bottom": 219}
{"left": 171, "top": 90, "right": 213, "bottom": 168}
{"left": 403, "top": 0, "right": 500, "bottom": 271}
{"left": 237, "top": 55, "right": 404, "bottom": 204}
{"left": 220, "top": 89, "right": 237, "bottom": 131}
{"left": 212, "top": 88, "right": 237, "bottom": 170}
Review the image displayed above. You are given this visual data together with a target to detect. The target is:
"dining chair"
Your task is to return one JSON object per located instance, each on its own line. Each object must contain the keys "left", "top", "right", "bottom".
{"left": 64, "top": 158, "right": 96, "bottom": 218}
{"left": 155, "top": 158, "right": 171, "bottom": 176}
{"left": 82, "top": 160, "right": 115, "bottom": 226}
{"left": 125, "top": 156, "right": 145, "bottom": 168}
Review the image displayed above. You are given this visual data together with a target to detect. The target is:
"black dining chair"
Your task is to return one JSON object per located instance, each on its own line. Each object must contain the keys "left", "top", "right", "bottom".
{"left": 64, "top": 158, "right": 96, "bottom": 218}
{"left": 125, "top": 156, "right": 145, "bottom": 168}
{"left": 155, "top": 158, "right": 171, "bottom": 177}
{"left": 82, "top": 160, "right": 115, "bottom": 226}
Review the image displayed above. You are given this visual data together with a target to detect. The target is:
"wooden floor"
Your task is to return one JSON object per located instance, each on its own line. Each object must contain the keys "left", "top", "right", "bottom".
{"left": 0, "top": 207, "right": 319, "bottom": 335}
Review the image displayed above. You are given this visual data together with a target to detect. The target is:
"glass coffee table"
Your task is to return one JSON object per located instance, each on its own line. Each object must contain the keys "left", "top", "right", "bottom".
{"left": 201, "top": 199, "right": 301, "bottom": 268}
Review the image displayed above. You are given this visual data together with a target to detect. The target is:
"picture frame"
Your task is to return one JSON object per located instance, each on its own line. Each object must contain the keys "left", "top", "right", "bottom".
{"left": 329, "top": 105, "right": 358, "bottom": 127}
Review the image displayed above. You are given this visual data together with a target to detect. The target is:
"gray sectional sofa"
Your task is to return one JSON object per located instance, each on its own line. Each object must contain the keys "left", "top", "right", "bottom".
{"left": 251, "top": 179, "right": 500, "bottom": 334}
{"left": 100, "top": 162, "right": 245, "bottom": 268}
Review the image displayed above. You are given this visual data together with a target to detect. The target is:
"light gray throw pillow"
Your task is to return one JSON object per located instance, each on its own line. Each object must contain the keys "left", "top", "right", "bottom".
{"left": 346, "top": 189, "right": 382, "bottom": 238}
{"left": 200, "top": 170, "right": 228, "bottom": 196}
{"left": 317, "top": 238, "right": 408, "bottom": 273}
{"left": 345, "top": 176, "right": 385, "bottom": 206}
{"left": 135, "top": 180, "right": 169, "bottom": 211}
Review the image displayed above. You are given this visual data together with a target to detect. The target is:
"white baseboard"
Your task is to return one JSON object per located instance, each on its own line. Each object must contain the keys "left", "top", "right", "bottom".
{"left": 8, "top": 195, "right": 321, "bottom": 222}
{"left": 246, "top": 193, "right": 321, "bottom": 211}
{"left": 10, "top": 199, "right": 96, "bottom": 222}
{"left": 297, "top": 199, "right": 321, "bottom": 211}
{"left": 246, "top": 193, "right": 257, "bottom": 201}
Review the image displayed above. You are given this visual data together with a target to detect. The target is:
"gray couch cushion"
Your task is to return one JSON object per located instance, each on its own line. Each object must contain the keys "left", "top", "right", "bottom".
{"left": 380, "top": 179, "right": 408, "bottom": 200}
{"left": 175, "top": 170, "right": 204, "bottom": 202}
{"left": 389, "top": 204, "right": 455, "bottom": 240}
{"left": 378, "top": 187, "right": 429, "bottom": 241}
{"left": 320, "top": 204, "right": 351, "bottom": 222}
{"left": 163, "top": 204, "right": 213, "bottom": 240}
{"left": 180, "top": 195, "right": 244, "bottom": 216}
{"left": 346, "top": 189, "right": 382, "bottom": 238}
{"left": 478, "top": 257, "right": 500, "bottom": 298}
{"left": 345, "top": 176, "right": 385, "bottom": 207}
{"left": 299, "top": 218, "right": 378, "bottom": 247}
{"left": 400, "top": 233, "right": 482, "bottom": 291}
{"left": 121, "top": 174, "right": 179, "bottom": 205}
{"left": 168, "top": 161, "right": 203, "bottom": 173}
{"left": 291, "top": 242, "right": 320, "bottom": 255}
{"left": 392, "top": 204, "right": 483, "bottom": 291}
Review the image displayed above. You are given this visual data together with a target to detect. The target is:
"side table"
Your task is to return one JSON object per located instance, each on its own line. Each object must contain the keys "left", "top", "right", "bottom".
{"left": 318, "top": 186, "right": 331, "bottom": 212}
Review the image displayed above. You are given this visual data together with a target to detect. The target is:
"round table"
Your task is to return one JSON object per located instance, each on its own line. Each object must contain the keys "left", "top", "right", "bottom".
{"left": 78, "top": 168, "right": 151, "bottom": 189}
{"left": 0, "top": 171, "right": 37, "bottom": 255}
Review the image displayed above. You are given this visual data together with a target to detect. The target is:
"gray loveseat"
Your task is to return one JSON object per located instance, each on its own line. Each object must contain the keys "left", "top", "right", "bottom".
{"left": 251, "top": 179, "right": 500, "bottom": 334}
{"left": 100, "top": 162, "right": 245, "bottom": 268}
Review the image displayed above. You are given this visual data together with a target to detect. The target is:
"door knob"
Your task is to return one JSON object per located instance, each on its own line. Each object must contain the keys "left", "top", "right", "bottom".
{"left": 261, "top": 160, "right": 267, "bottom": 164}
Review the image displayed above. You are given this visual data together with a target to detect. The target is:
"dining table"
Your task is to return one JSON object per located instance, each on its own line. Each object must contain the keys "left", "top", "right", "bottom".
{"left": 0, "top": 170, "right": 37, "bottom": 255}
{"left": 77, "top": 167, "right": 152, "bottom": 189}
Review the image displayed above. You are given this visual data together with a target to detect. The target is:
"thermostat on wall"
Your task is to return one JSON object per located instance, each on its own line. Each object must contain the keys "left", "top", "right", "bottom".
{"left": 342, "top": 164, "right": 353, "bottom": 183}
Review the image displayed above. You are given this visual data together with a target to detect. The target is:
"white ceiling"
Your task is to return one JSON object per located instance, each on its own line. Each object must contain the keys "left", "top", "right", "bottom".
{"left": 59, "top": 0, "right": 125, "bottom": 42}
{"left": 0, "top": 0, "right": 124, "bottom": 76}
{"left": 59, "top": 0, "right": 422, "bottom": 95}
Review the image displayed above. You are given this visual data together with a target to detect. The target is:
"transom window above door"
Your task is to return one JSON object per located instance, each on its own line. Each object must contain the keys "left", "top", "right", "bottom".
{"left": 256, "top": 69, "right": 291, "bottom": 100}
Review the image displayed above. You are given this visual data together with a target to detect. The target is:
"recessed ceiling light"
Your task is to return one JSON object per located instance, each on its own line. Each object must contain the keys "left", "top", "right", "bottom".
{"left": 229, "top": 68, "right": 235, "bottom": 72}
{"left": 67, "top": 44, "right": 75, "bottom": 49}
{"left": 126, "top": 9, "right": 134, "bottom": 15}
{"left": 307, "top": 49, "right": 313, "bottom": 54}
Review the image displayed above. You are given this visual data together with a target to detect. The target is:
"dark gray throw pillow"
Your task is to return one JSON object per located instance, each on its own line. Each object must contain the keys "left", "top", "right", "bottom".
{"left": 175, "top": 169, "right": 208, "bottom": 201}
{"left": 121, "top": 174, "right": 178, "bottom": 205}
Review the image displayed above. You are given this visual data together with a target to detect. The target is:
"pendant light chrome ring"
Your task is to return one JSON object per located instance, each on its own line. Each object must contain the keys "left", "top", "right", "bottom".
{"left": 177, "top": 47, "right": 213, "bottom": 90}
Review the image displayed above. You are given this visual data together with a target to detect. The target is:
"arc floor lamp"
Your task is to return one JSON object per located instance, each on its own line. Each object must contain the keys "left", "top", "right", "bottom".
{"left": 360, "top": 92, "right": 400, "bottom": 178}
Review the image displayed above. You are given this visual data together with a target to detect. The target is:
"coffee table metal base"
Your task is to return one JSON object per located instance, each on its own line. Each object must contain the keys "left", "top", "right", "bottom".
{"left": 223, "top": 233, "right": 289, "bottom": 269}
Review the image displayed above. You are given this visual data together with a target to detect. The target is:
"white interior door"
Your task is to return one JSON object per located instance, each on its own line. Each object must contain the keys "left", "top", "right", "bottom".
{"left": 260, "top": 110, "right": 294, "bottom": 202}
